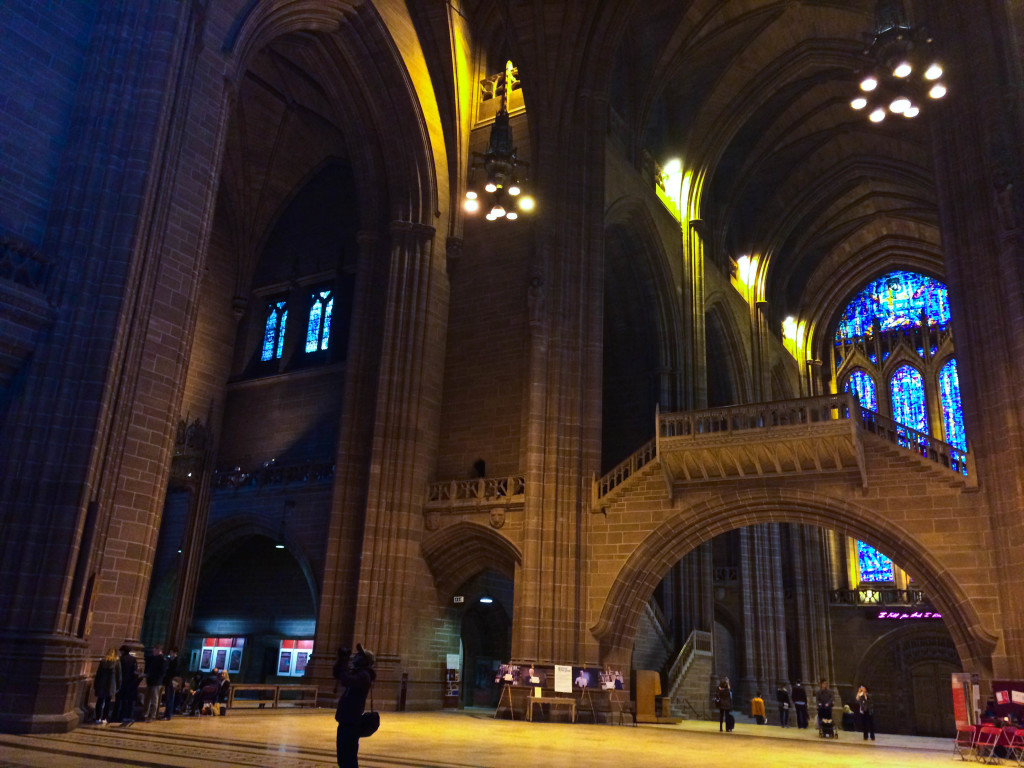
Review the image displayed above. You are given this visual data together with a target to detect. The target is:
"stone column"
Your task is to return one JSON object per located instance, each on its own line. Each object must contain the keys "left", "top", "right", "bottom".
{"left": 0, "top": 1, "right": 220, "bottom": 733}
{"left": 348, "top": 222, "right": 449, "bottom": 706}
{"left": 926, "top": 0, "right": 1024, "bottom": 677}
{"left": 737, "top": 526, "right": 789, "bottom": 702}
{"left": 786, "top": 526, "right": 833, "bottom": 686}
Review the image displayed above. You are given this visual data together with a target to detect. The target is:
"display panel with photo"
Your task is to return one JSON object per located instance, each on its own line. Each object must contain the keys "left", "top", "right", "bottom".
{"left": 228, "top": 648, "right": 243, "bottom": 674}
{"left": 493, "top": 663, "right": 522, "bottom": 686}
{"left": 599, "top": 668, "right": 624, "bottom": 690}
{"left": 572, "top": 667, "right": 600, "bottom": 690}
{"left": 278, "top": 652, "right": 292, "bottom": 674}
{"left": 521, "top": 665, "right": 547, "bottom": 687}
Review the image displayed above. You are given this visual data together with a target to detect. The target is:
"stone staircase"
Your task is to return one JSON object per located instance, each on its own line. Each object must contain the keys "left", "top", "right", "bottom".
{"left": 663, "top": 629, "right": 714, "bottom": 720}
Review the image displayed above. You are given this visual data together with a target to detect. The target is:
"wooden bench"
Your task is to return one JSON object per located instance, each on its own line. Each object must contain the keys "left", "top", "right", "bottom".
{"left": 227, "top": 684, "right": 319, "bottom": 709}
{"left": 526, "top": 695, "right": 577, "bottom": 723}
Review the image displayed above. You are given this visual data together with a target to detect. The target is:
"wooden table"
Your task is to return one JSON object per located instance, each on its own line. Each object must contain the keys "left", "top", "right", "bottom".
{"left": 526, "top": 696, "right": 577, "bottom": 723}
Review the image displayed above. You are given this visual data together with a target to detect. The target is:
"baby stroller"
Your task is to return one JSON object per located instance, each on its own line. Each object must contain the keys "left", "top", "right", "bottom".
{"left": 818, "top": 713, "right": 838, "bottom": 739}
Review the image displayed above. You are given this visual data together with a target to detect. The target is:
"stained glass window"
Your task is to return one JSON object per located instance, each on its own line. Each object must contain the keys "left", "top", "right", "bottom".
{"left": 835, "top": 270, "right": 950, "bottom": 341}
{"left": 891, "top": 364, "right": 928, "bottom": 435}
{"left": 261, "top": 300, "right": 288, "bottom": 362}
{"left": 940, "top": 358, "right": 966, "bottom": 450}
{"left": 857, "top": 541, "right": 895, "bottom": 583}
{"left": 844, "top": 369, "right": 878, "bottom": 411}
{"left": 305, "top": 289, "right": 333, "bottom": 353}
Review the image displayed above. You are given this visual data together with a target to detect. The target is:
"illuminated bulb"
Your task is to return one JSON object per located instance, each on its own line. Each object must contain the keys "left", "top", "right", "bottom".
{"left": 663, "top": 158, "right": 682, "bottom": 175}
{"left": 924, "top": 63, "right": 943, "bottom": 80}
{"left": 465, "top": 190, "right": 477, "bottom": 200}
{"left": 506, "top": 211, "right": 518, "bottom": 220}
{"left": 275, "top": 544, "right": 285, "bottom": 549}
{"left": 903, "top": 106, "right": 920, "bottom": 118}
{"left": 484, "top": 181, "right": 497, "bottom": 193}
{"left": 851, "top": 97, "right": 867, "bottom": 110}
{"left": 485, "top": 212, "right": 496, "bottom": 221}
{"left": 518, "top": 195, "right": 535, "bottom": 211}
{"left": 893, "top": 62, "right": 912, "bottom": 78}
{"left": 464, "top": 198, "right": 479, "bottom": 213}
{"left": 929, "top": 84, "right": 947, "bottom": 99}
{"left": 491, "top": 205, "right": 505, "bottom": 218}
{"left": 860, "top": 76, "right": 878, "bottom": 92}
{"left": 508, "top": 184, "right": 521, "bottom": 196}
{"left": 869, "top": 108, "right": 886, "bottom": 123}
{"left": 889, "top": 97, "right": 911, "bottom": 114}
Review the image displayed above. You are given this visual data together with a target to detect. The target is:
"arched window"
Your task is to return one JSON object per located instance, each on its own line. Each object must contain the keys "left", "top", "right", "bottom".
{"left": 857, "top": 541, "right": 895, "bottom": 583}
{"left": 305, "top": 289, "right": 333, "bottom": 353}
{"left": 261, "top": 300, "right": 288, "bottom": 361}
{"left": 890, "top": 364, "right": 928, "bottom": 434}
{"left": 844, "top": 369, "right": 877, "bottom": 411}
{"left": 835, "top": 270, "right": 950, "bottom": 341}
{"left": 940, "top": 358, "right": 966, "bottom": 450}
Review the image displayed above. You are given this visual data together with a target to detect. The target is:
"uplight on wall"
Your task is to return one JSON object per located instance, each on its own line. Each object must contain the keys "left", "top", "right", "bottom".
{"left": 782, "top": 316, "right": 799, "bottom": 341}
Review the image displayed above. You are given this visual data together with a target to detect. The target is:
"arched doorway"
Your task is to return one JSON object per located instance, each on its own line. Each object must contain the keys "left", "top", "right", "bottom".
{"left": 457, "top": 570, "right": 513, "bottom": 707}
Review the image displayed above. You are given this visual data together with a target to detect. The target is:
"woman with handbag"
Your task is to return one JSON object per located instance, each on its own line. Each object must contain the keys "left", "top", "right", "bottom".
{"left": 333, "top": 644, "right": 377, "bottom": 768}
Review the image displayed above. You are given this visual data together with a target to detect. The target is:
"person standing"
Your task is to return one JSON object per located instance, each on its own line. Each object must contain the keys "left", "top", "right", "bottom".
{"left": 334, "top": 644, "right": 376, "bottom": 768}
{"left": 776, "top": 683, "right": 792, "bottom": 727}
{"left": 792, "top": 681, "right": 809, "bottom": 729}
{"left": 815, "top": 679, "right": 834, "bottom": 729}
{"left": 115, "top": 645, "right": 139, "bottom": 726}
{"left": 143, "top": 645, "right": 166, "bottom": 721}
{"left": 856, "top": 685, "right": 875, "bottom": 741}
{"left": 162, "top": 648, "right": 179, "bottom": 719}
{"left": 714, "top": 677, "right": 733, "bottom": 732}
{"left": 751, "top": 691, "right": 766, "bottom": 725}
{"left": 93, "top": 648, "right": 121, "bottom": 725}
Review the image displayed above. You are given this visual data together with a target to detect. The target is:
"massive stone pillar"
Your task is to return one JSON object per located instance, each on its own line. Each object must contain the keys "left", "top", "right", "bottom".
{"left": 0, "top": 1, "right": 226, "bottom": 732}
{"left": 926, "top": 0, "right": 1024, "bottom": 677}
{"left": 348, "top": 222, "right": 449, "bottom": 707}
{"left": 785, "top": 526, "right": 833, "bottom": 686}
{"left": 737, "top": 525, "right": 789, "bottom": 701}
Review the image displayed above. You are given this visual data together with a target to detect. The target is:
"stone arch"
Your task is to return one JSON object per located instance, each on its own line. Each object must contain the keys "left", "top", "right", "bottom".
{"left": 222, "top": 0, "right": 440, "bottom": 227}
{"left": 591, "top": 488, "right": 996, "bottom": 675}
{"left": 602, "top": 197, "right": 686, "bottom": 468}
{"left": 202, "top": 517, "right": 320, "bottom": 609}
{"left": 421, "top": 521, "right": 522, "bottom": 599}
{"left": 704, "top": 298, "right": 750, "bottom": 406}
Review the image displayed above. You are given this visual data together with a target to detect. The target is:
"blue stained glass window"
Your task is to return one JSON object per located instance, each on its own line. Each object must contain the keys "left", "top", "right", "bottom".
{"left": 940, "top": 358, "right": 967, "bottom": 450}
{"left": 844, "top": 369, "right": 878, "bottom": 411}
{"left": 857, "top": 541, "right": 895, "bottom": 582}
{"left": 261, "top": 301, "right": 287, "bottom": 362}
{"left": 305, "top": 289, "right": 333, "bottom": 353}
{"left": 835, "top": 270, "right": 950, "bottom": 342}
{"left": 891, "top": 364, "right": 928, "bottom": 435}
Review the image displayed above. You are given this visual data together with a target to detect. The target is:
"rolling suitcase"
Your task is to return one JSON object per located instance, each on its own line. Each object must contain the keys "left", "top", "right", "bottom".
{"left": 725, "top": 712, "right": 735, "bottom": 732}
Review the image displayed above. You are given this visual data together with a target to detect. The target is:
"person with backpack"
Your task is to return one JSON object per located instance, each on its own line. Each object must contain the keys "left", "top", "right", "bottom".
{"left": 714, "top": 677, "right": 733, "bottom": 732}
{"left": 334, "top": 644, "right": 377, "bottom": 768}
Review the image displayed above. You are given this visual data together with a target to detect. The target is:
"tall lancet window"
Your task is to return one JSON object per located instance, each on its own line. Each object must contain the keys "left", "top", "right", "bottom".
{"left": 891, "top": 364, "right": 928, "bottom": 435}
{"left": 857, "top": 541, "right": 895, "bottom": 583}
{"left": 940, "top": 358, "right": 966, "bottom": 450}
{"left": 262, "top": 300, "right": 288, "bottom": 362}
{"left": 305, "top": 289, "right": 333, "bottom": 353}
{"left": 844, "top": 369, "right": 878, "bottom": 411}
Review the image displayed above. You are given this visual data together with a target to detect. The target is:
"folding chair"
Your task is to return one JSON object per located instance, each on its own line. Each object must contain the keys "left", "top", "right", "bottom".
{"left": 953, "top": 723, "right": 976, "bottom": 762}
{"left": 1005, "top": 726, "right": 1024, "bottom": 766}
{"left": 974, "top": 725, "right": 1001, "bottom": 764}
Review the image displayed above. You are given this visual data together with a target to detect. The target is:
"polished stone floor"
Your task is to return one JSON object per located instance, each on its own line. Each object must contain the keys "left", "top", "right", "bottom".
{"left": 0, "top": 709, "right": 953, "bottom": 767}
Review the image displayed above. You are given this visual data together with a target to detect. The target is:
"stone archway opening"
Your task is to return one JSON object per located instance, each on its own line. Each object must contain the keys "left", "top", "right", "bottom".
{"left": 591, "top": 488, "right": 996, "bottom": 729}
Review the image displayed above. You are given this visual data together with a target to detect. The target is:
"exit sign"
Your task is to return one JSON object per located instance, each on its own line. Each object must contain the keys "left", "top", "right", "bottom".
{"left": 453, "top": 596, "right": 464, "bottom": 604}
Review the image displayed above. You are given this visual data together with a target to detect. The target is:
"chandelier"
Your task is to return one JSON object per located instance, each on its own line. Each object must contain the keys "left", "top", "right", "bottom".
{"left": 464, "top": 61, "right": 534, "bottom": 221}
{"left": 850, "top": 0, "right": 946, "bottom": 123}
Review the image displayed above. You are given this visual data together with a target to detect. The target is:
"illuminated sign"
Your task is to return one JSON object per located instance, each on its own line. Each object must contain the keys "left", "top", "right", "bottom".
{"left": 871, "top": 610, "right": 943, "bottom": 620}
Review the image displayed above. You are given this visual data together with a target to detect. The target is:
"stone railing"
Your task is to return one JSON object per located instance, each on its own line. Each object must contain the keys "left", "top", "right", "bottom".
{"left": 829, "top": 586, "right": 930, "bottom": 607}
{"left": 835, "top": 323, "right": 953, "bottom": 368}
{"left": 658, "top": 393, "right": 856, "bottom": 438}
{"left": 856, "top": 407, "right": 970, "bottom": 476}
{"left": 212, "top": 461, "right": 335, "bottom": 490}
{"left": 425, "top": 475, "right": 525, "bottom": 508}
{"left": 665, "top": 629, "right": 713, "bottom": 701}
{"left": 592, "top": 438, "right": 657, "bottom": 504}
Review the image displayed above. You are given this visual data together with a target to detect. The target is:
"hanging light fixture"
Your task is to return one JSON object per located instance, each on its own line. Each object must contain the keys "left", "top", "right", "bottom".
{"left": 464, "top": 61, "right": 535, "bottom": 222}
{"left": 850, "top": 0, "right": 947, "bottom": 123}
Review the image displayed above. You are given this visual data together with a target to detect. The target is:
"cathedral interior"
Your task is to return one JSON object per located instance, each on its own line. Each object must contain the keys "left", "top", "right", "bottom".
{"left": 2, "top": 0, "right": 1023, "bottom": 740}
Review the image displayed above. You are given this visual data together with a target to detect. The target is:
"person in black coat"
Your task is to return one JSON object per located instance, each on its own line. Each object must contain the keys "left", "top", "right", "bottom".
{"left": 714, "top": 677, "right": 732, "bottom": 732}
{"left": 143, "top": 645, "right": 166, "bottom": 721}
{"left": 161, "top": 648, "right": 179, "bottom": 719}
{"left": 792, "top": 681, "right": 809, "bottom": 729}
{"left": 776, "top": 683, "right": 792, "bottom": 727}
{"left": 115, "top": 645, "right": 139, "bottom": 726}
{"left": 334, "top": 644, "right": 377, "bottom": 768}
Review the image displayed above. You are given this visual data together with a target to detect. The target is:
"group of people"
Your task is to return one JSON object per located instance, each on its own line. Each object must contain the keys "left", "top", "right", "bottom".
{"left": 93, "top": 645, "right": 230, "bottom": 725}
{"left": 714, "top": 677, "right": 876, "bottom": 741}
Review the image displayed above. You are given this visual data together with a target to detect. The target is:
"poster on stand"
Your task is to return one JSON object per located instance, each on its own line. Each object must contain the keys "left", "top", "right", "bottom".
{"left": 554, "top": 665, "right": 572, "bottom": 694}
